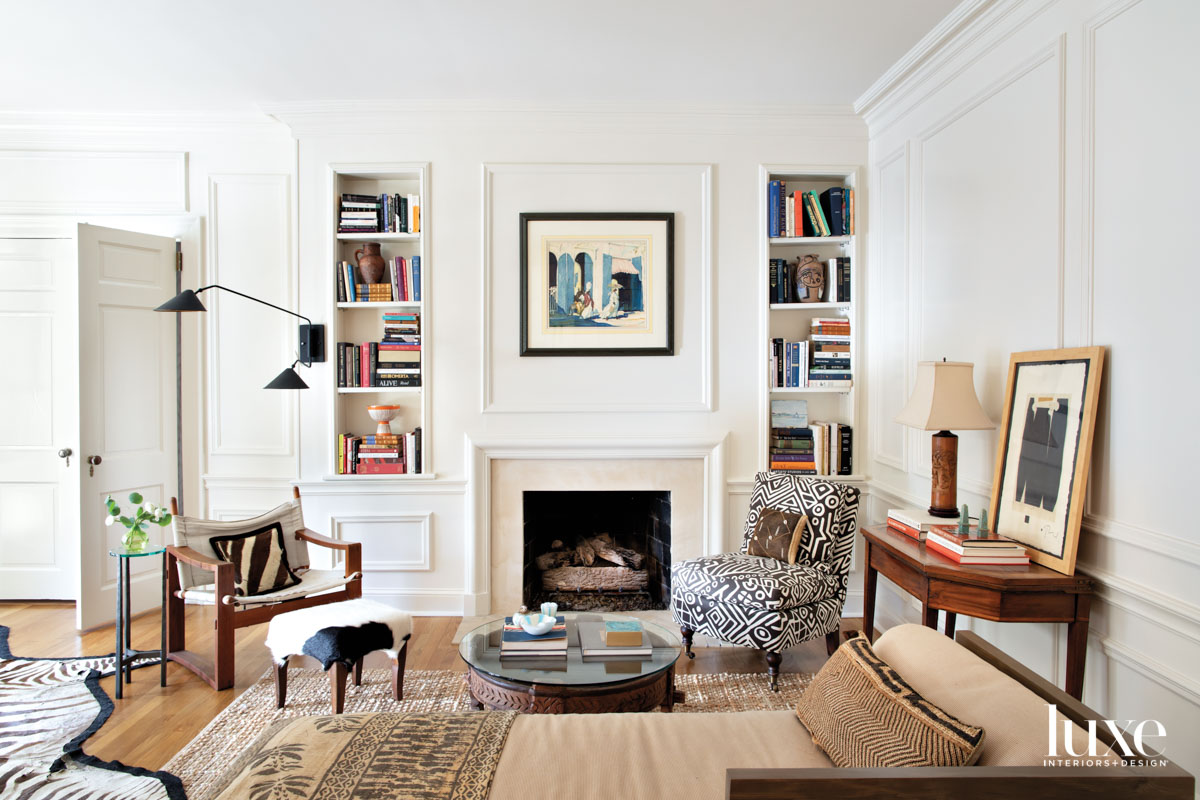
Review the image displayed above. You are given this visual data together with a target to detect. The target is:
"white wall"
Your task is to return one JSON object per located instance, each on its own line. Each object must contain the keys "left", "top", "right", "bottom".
{"left": 276, "top": 103, "right": 869, "bottom": 616}
{"left": 859, "top": 0, "right": 1200, "bottom": 776}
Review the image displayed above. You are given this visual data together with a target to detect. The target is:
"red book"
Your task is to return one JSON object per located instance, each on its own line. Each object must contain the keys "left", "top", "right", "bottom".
{"left": 887, "top": 519, "right": 925, "bottom": 541}
{"left": 925, "top": 538, "right": 1029, "bottom": 565}
{"left": 357, "top": 462, "right": 406, "bottom": 475}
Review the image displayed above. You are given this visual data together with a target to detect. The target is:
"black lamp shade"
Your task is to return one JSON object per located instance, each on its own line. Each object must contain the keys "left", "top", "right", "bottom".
{"left": 264, "top": 366, "right": 309, "bottom": 390}
{"left": 155, "top": 289, "right": 207, "bottom": 312}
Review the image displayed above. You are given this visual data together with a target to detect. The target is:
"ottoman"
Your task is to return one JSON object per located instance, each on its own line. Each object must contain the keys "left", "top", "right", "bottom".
{"left": 265, "top": 597, "right": 413, "bottom": 714}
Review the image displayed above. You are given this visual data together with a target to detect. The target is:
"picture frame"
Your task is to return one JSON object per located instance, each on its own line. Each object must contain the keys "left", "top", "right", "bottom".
{"left": 519, "top": 212, "right": 674, "bottom": 356}
{"left": 988, "top": 346, "right": 1105, "bottom": 575}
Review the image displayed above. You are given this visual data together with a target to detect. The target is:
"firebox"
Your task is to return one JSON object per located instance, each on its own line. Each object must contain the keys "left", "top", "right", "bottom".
{"left": 522, "top": 490, "right": 671, "bottom": 612}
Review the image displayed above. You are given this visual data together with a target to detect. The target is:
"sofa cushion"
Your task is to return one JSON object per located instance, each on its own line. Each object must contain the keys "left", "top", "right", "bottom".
{"left": 796, "top": 633, "right": 985, "bottom": 767}
{"left": 672, "top": 553, "right": 840, "bottom": 610}
{"left": 490, "top": 710, "right": 828, "bottom": 800}
{"left": 741, "top": 473, "right": 859, "bottom": 572}
{"left": 874, "top": 624, "right": 1116, "bottom": 766}
{"left": 745, "top": 509, "right": 808, "bottom": 564}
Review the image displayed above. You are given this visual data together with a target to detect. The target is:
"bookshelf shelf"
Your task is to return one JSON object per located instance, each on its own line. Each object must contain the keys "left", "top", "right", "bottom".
{"left": 337, "top": 232, "right": 421, "bottom": 242}
{"left": 760, "top": 165, "right": 861, "bottom": 478}
{"left": 329, "top": 163, "right": 430, "bottom": 477}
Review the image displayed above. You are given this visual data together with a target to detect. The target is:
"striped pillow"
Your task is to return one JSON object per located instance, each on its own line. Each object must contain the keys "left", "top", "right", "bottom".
{"left": 796, "top": 633, "right": 986, "bottom": 767}
{"left": 209, "top": 523, "right": 302, "bottom": 597}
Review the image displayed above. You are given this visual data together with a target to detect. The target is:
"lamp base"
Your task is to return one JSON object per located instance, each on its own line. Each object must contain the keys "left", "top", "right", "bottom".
{"left": 929, "top": 430, "right": 959, "bottom": 518}
{"left": 928, "top": 504, "right": 960, "bottom": 519}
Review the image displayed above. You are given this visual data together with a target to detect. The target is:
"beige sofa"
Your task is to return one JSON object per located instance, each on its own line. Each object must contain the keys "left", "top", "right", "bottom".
{"left": 211, "top": 624, "right": 1192, "bottom": 800}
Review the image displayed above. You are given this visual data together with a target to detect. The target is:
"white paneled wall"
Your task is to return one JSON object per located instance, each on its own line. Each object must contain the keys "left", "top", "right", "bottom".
{"left": 859, "top": 0, "right": 1200, "bottom": 780}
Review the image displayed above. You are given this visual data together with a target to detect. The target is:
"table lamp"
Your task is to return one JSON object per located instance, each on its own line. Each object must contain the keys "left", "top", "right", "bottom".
{"left": 894, "top": 360, "right": 995, "bottom": 518}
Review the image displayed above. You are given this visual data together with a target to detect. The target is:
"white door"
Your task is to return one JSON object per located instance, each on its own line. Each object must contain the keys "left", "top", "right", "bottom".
{"left": 0, "top": 234, "right": 80, "bottom": 600}
{"left": 76, "top": 224, "right": 178, "bottom": 630}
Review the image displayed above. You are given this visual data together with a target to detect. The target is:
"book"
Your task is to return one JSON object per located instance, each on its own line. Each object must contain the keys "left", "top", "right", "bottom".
{"left": 819, "top": 187, "right": 845, "bottom": 236}
{"left": 925, "top": 538, "right": 1030, "bottom": 565}
{"left": 500, "top": 616, "right": 568, "bottom": 653}
{"left": 576, "top": 621, "right": 652, "bottom": 657}
{"left": 603, "top": 620, "right": 644, "bottom": 647}
{"left": 768, "top": 180, "right": 782, "bottom": 237}
{"left": 926, "top": 531, "right": 1027, "bottom": 557}
{"left": 807, "top": 191, "right": 831, "bottom": 235}
{"left": 887, "top": 508, "right": 945, "bottom": 531}
{"left": 927, "top": 524, "right": 1022, "bottom": 548}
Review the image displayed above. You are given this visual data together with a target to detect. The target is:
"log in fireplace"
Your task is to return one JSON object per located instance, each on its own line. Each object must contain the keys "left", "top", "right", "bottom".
{"left": 522, "top": 490, "right": 671, "bottom": 612}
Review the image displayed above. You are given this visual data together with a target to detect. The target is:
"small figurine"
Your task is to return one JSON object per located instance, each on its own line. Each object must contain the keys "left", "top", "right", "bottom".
{"left": 978, "top": 509, "right": 989, "bottom": 534}
{"left": 796, "top": 254, "right": 826, "bottom": 302}
{"left": 958, "top": 504, "right": 970, "bottom": 534}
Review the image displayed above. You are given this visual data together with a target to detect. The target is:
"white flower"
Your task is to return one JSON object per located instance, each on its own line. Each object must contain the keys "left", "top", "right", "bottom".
{"left": 142, "top": 501, "right": 157, "bottom": 514}
{"left": 105, "top": 515, "right": 115, "bottom": 527}
{"left": 153, "top": 509, "right": 164, "bottom": 521}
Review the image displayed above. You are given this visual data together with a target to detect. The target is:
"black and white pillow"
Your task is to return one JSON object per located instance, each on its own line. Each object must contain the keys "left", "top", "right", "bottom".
{"left": 741, "top": 472, "right": 860, "bottom": 571}
{"left": 210, "top": 522, "right": 302, "bottom": 597}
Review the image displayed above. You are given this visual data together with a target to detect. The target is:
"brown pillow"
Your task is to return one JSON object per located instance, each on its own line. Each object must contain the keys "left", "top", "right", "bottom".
{"left": 209, "top": 522, "right": 302, "bottom": 597}
{"left": 746, "top": 508, "right": 808, "bottom": 564}
{"left": 796, "top": 633, "right": 986, "bottom": 767}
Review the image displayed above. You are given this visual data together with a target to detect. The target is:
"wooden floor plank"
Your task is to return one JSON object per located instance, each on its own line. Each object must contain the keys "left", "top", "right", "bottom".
{"left": 0, "top": 601, "right": 852, "bottom": 770}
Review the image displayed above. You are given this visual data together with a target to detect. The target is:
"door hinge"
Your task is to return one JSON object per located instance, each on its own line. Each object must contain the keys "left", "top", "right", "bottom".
{"left": 175, "top": 240, "right": 183, "bottom": 272}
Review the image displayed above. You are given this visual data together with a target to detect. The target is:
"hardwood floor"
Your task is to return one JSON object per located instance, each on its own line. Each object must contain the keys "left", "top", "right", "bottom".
{"left": 0, "top": 601, "right": 853, "bottom": 771}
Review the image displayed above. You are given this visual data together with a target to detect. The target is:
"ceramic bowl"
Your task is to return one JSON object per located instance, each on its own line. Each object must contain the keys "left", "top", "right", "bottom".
{"left": 519, "top": 614, "right": 558, "bottom": 636}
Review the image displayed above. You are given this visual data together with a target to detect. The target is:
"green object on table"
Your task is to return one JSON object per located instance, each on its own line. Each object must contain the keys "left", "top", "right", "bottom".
{"left": 978, "top": 509, "right": 989, "bottom": 534}
{"left": 104, "top": 492, "right": 173, "bottom": 554}
{"left": 959, "top": 504, "right": 970, "bottom": 534}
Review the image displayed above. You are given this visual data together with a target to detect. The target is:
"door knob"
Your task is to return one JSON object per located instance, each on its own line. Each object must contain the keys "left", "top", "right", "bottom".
{"left": 57, "top": 448, "right": 72, "bottom": 466}
{"left": 87, "top": 455, "right": 102, "bottom": 477}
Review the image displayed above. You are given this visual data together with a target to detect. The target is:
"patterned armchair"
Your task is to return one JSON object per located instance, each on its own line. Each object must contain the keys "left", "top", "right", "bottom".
{"left": 670, "top": 473, "right": 860, "bottom": 690}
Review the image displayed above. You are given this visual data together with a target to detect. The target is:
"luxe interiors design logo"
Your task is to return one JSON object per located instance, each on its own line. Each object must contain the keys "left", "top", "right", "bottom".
{"left": 1045, "top": 704, "right": 1168, "bottom": 767}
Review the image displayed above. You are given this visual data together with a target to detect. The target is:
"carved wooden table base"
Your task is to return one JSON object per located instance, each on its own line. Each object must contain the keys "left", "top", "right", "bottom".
{"left": 466, "top": 664, "right": 683, "bottom": 714}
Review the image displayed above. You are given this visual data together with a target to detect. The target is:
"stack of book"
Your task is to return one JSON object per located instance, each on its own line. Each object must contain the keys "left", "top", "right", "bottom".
{"left": 886, "top": 508, "right": 945, "bottom": 541}
{"left": 809, "top": 318, "right": 851, "bottom": 389}
{"left": 769, "top": 337, "right": 809, "bottom": 388}
{"left": 338, "top": 193, "right": 421, "bottom": 234}
{"left": 336, "top": 427, "right": 422, "bottom": 475}
{"left": 825, "top": 257, "right": 852, "bottom": 303}
{"left": 770, "top": 399, "right": 814, "bottom": 472}
{"left": 577, "top": 620, "right": 653, "bottom": 659}
{"left": 926, "top": 524, "right": 1029, "bottom": 565}
{"left": 335, "top": 312, "right": 421, "bottom": 389}
{"left": 808, "top": 421, "right": 852, "bottom": 476}
{"left": 768, "top": 181, "right": 855, "bottom": 238}
{"left": 500, "top": 616, "right": 568, "bottom": 659}
{"left": 336, "top": 257, "right": 422, "bottom": 303}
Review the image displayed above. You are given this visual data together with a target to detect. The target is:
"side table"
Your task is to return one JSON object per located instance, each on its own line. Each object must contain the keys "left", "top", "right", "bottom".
{"left": 859, "top": 524, "right": 1094, "bottom": 699}
{"left": 107, "top": 545, "right": 168, "bottom": 699}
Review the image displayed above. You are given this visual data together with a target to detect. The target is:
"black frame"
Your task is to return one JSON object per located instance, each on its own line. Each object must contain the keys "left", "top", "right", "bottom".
{"left": 519, "top": 212, "right": 675, "bottom": 357}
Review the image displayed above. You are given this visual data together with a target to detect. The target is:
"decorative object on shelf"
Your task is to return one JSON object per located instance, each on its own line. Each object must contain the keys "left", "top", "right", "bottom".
{"left": 104, "top": 492, "right": 172, "bottom": 553}
{"left": 894, "top": 360, "right": 995, "bottom": 518}
{"left": 988, "top": 346, "right": 1105, "bottom": 576}
{"left": 519, "top": 212, "right": 674, "bottom": 356}
{"left": 978, "top": 509, "right": 989, "bottom": 534}
{"left": 796, "top": 254, "right": 826, "bottom": 302}
{"left": 155, "top": 284, "right": 325, "bottom": 388}
{"left": 366, "top": 404, "right": 401, "bottom": 436}
{"left": 354, "top": 242, "right": 386, "bottom": 285}
{"left": 957, "top": 505, "right": 970, "bottom": 534}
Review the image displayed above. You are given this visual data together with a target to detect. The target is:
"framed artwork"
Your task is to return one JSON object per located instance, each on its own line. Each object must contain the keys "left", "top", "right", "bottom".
{"left": 519, "top": 212, "right": 674, "bottom": 356}
{"left": 988, "top": 346, "right": 1105, "bottom": 575}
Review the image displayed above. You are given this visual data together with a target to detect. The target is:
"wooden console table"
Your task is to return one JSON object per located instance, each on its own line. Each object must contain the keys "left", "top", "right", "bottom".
{"left": 860, "top": 524, "right": 1094, "bottom": 699}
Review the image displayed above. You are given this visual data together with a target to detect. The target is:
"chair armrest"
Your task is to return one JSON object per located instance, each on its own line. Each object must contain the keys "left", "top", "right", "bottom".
{"left": 295, "top": 528, "right": 362, "bottom": 579}
{"left": 167, "top": 544, "right": 230, "bottom": 572}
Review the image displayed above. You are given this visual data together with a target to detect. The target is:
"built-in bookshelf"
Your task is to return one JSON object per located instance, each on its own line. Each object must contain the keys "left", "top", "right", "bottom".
{"left": 328, "top": 164, "right": 430, "bottom": 478}
{"left": 759, "top": 166, "right": 862, "bottom": 480}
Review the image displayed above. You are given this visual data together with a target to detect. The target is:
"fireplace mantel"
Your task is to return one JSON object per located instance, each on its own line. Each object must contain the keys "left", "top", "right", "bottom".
{"left": 463, "top": 434, "right": 727, "bottom": 616}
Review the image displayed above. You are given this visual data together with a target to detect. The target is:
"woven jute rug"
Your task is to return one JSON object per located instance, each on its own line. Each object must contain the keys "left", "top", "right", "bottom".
{"left": 165, "top": 666, "right": 812, "bottom": 800}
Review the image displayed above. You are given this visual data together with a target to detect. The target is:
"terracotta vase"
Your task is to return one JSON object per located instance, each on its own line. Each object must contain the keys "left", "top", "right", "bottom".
{"left": 354, "top": 242, "right": 386, "bottom": 285}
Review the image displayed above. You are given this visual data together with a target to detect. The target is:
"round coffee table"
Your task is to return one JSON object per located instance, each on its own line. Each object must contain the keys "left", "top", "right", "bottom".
{"left": 458, "top": 613, "right": 683, "bottom": 713}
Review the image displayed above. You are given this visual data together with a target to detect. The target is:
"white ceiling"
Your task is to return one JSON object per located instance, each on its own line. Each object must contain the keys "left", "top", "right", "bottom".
{"left": 1, "top": 0, "right": 962, "bottom": 114}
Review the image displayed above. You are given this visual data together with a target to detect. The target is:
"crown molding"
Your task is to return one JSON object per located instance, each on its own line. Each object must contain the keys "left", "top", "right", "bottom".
{"left": 261, "top": 100, "right": 866, "bottom": 139}
{"left": 853, "top": 0, "right": 1047, "bottom": 131}
{"left": 0, "top": 109, "right": 286, "bottom": 136}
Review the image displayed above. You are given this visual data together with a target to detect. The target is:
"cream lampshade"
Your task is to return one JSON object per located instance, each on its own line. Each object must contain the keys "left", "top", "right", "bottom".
{"left": 895, "top": 360, "right": 995, "bottom": 517}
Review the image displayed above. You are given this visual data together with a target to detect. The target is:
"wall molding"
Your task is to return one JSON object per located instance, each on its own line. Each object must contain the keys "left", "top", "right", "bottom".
{"left": 293, "top": 478, "right": 467, "bottom": 496}
{"left": 0, "top": 150, "right": 187, "bottom": 215}
{"left": 1099, "top": 636, "right": 1200, "bottom": 709}
{"left": 479, "top": 162, "right": 714, "bottom": 414}
{"left": 463, "top": 432, "right": 727, "bottom": 616}
{"left": 329, "top": 512, "right": 433, "bottom": 572}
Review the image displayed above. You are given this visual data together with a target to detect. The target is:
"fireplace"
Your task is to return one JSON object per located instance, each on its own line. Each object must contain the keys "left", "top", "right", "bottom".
{"left": 522, "top": 490, "right": 671, "bottom": 612}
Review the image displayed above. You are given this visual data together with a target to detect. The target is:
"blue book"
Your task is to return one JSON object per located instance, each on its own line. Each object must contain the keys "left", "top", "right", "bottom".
{"left": 501, "top": 616, "right": 567, "bottom": 643}
{"left": 768, "top": 180, "right": 781, "bottom": 237}
{"left": 791, "top": 342, "right": 801, "bottom": 387}
{"left": 412, "top": 256, "right": 421, "bottom": 302}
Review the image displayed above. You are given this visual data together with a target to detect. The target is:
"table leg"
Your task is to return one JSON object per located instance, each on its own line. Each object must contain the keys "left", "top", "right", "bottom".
{"left": 331, "top": 662, "right": 348, "bottom": 714}
{"left": 922, "top": 602, "right": 938, "bottom": 629}
{"left": 160, "top": 551, "right": 167, "bottom": 687}
{"left": 944, "top": 612, "right": 957, "bottom": 639}
{"left": 661, "top": 666, "right": 676, "bottom": 712}
{"left": 114, "top": 557, "right": 124, "bottom": 700}
{"left": 1065, "top": 594, "right": 1092, "bottom": 700}
{"left": 274, "top": 658, "right": 288, "bottom": 709}
{"left": 862, "top": 539, "right": 877, "bottom": 641}
{"left": 123, "top": 559, "right": 133, "bottom": 684}
{"left": 353, "top": 657, "right": 363, "bottom": 687}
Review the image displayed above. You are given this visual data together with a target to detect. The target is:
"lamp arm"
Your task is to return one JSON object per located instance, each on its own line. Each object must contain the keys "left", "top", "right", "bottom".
{"left": 194, "top": 284, "right": 312, "bottom": 327}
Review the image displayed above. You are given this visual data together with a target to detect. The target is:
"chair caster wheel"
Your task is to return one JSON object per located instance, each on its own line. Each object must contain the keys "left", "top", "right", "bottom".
{"left": 687, "top": 651, "right": 695, "bottom": 659}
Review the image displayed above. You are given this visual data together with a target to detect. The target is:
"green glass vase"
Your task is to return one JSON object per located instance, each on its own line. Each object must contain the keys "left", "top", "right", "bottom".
{"left": 121, "top": 528, "right": 149, "bottom": 552}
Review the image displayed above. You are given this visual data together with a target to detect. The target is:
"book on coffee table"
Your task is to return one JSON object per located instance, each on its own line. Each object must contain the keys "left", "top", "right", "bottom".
{"left": 499, "top": 616, "right": 568, "bottom": 657}
{"left": 577, "top": 621, "right": 652, "bottom": 658}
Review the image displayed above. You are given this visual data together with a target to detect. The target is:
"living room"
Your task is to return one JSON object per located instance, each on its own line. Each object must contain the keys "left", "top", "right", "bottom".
{"left": 1, "top": 0, "right": 1196, "bottom": 798}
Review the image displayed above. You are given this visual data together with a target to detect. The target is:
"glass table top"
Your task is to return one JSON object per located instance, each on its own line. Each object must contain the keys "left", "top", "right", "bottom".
{"left": 458, "top": 612, "right": 681, "bottom": 687}
{"left": 107, "top": 545, "right": 166, "bottom": 558}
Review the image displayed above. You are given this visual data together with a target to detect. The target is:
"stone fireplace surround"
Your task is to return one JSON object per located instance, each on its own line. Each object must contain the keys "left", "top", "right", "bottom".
{"left": 464, "top": 436, "right": 726, "bottom": 616}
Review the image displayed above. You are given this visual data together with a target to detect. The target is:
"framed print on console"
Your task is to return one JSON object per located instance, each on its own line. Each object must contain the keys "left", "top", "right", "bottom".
{"left": 988, "top": 346, "right": 1105, "bottom": 575}
{"left": 519, "top": 212, "right": 674, "bottom": 356}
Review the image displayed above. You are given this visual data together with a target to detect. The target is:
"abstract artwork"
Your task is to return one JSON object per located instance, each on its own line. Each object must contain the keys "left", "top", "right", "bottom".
{"left": 519, "top": 213, "right": 674, "bottom": 356}
{"left": 989, "top": 347, "right": 1105, "bottom": 575}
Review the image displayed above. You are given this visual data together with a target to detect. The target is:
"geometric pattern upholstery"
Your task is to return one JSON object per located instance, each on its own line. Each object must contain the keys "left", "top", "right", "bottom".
{"left": 672, "top": 473, "right": 860, "bottom": 654}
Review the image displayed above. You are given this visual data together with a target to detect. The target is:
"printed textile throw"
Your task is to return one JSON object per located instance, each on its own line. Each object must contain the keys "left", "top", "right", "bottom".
{"left": 209, "top": 523, "right": 302, "bottom": 597}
